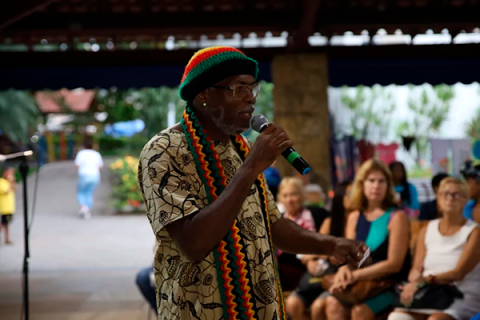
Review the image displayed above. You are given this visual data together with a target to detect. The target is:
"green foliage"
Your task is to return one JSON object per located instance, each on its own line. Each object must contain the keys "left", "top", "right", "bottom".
{"left": 465, "top": 86, "right": 480, "bottom": 140}
{"left": 109, "top": 155, "right": 144, "bottom": 213}
{"left": 254, "top": 81, "right": 274, "bottom": 121}
{"left": 466, "top": 106, "right": 480, "bottom": 140}
{"left": 395, "top": 84, "right": 454, "bottom": 163}
{"left": 96, "top": 134, "right": 148, "bottom": 157}
{"left": 133, "top": 87, "right": 185, "bottom": 137}
{"left": 96, "top": 89, "right": 140, "bottom": 124}
{"left": 339, "top": 85, "right": 396, "bottom": 142}
{"left": 0, "top": 90, "right": 40, "bottom": 143}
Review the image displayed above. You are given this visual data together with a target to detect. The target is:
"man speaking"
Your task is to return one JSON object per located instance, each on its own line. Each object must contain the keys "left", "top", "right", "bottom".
{"left": 138, "top": 46, "right": 367, "bottom": 320}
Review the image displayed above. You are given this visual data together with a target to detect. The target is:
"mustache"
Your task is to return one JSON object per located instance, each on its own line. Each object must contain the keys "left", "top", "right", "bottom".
{"left": 238, "top": 106, "right": 255, "bottom": 113}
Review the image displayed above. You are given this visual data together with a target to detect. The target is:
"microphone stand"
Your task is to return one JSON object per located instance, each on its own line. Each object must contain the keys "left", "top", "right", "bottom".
{"left": 19, "top": 155, "right": 30, "bottom": 320}
{"left": 1, "top": 150, "right": 35, "bottom": 320}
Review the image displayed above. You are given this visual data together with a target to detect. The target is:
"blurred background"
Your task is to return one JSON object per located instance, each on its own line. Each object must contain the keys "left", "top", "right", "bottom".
{"left": 1, "top": 1, "right": 480, "bottom": 319}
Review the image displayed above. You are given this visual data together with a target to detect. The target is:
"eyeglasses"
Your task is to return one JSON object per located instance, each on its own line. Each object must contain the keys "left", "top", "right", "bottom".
{"left": 211, "top": 83, "right": 260, "bottom": 101}
{"left": 440, "top": 192, "right": 465, "bottom": 200}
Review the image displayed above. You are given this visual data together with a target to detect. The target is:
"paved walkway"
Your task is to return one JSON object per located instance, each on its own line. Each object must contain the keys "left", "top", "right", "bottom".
{"left": 0, "top": 160, "right": 154, "bottom": 272}
{"left": 0, "top": 161, "right": 156, "bottom": 319}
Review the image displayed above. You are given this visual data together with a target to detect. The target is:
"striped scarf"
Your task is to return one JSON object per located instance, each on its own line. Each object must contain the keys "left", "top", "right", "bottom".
{"left": 180, "top": 104, "right": 286, "bottom": 320}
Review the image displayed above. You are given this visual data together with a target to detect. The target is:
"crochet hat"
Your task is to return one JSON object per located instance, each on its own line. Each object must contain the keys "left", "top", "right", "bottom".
{"left": 179, "top": 46, "right": 259, "bottom": 101}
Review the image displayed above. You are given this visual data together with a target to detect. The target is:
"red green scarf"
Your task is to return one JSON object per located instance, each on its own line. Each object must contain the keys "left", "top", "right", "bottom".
{"left": 181, "top": 104, "right": 286, "bottom": 320}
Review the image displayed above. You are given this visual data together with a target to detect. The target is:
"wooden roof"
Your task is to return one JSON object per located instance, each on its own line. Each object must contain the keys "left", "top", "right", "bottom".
{"left": 1, "top": 0, "right": 480, "bottom": 46}
{"left": 35, "top": 89, "right": 96, "bottom": 113}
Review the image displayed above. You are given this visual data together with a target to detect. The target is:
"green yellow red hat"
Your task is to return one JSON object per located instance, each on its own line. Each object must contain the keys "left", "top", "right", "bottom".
{"left": 178, "top": 46, "right": 259, "bottom": 101}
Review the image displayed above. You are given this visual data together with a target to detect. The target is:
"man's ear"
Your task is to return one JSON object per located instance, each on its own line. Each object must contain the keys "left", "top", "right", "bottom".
{"left": 196, "top": 89, "right": 209, "bottom": 107}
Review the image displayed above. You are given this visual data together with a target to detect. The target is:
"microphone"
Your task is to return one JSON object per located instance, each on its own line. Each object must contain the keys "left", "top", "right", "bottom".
{"left": 0, "top": 150, "right": 34, "bottom": 162}
{"left": 251, "top": 115, "right": 311, "bottom": 175}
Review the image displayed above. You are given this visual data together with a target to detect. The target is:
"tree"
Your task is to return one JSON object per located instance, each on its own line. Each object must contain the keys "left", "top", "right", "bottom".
{"left": 396, "top": 84, "right": 454, "bottom": 163}
{"left": 339, "top": 85, "right": 396, "bottom": 142}
{"left": 465, "top": 85, "right": 480, "bottom": 140}
{"left": 96, "top": 88, "right": 140, "bottom": 124}
{"left": 0, "top": 90, "right": 40, "bottom": 143}
{"left": 254, "top": 81, "right": 274, "bottom": 121}
{"left": 134, "top": 87, "right": 183, "bottom": 138}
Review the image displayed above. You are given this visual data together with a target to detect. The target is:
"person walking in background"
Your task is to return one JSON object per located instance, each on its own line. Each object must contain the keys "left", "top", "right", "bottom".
{"left": 0, "top": 167, "right": 16, "bottom": 244}
{"left": 390, "top": 161, "right": 420, "bottom": 218}
{"left": 75, "top": 139, "right": 103, "bottom": 219}
{"left": 418, "top": 172, "right": 449, "bottom": 221}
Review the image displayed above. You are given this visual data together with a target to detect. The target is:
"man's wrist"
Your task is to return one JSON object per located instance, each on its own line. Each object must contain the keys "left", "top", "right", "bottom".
{"left": 240, "top": 159, "right": 261, "bottom": 182}
{"left": 321, "top": 234, "right": 337, "bottom": 256}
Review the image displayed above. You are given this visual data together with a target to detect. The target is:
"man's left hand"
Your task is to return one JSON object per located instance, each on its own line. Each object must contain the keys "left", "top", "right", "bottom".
{"left": 331, "top": 238, "right": 370, "bottom": 269}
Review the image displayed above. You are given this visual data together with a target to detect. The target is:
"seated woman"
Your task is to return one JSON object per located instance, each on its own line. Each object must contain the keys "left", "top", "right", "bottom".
{"left": 325, "top": 159, "right": 411, "bottom": 320}
{"left": 285, "top": 180, "right": 353, "bottom": 320}
{"left": 390, "top": 161, "right": 420, "bottom": 219}
{"left": 388, "top": 177, "right": 480, "bottom": 320}
{"left": 276, "top": 177, "right": 324, "bottom": 291}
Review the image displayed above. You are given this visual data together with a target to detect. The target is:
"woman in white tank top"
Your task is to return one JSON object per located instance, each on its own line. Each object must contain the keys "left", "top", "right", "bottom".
{"left": 388, "top": 177, "right": 480, "bottom": 320}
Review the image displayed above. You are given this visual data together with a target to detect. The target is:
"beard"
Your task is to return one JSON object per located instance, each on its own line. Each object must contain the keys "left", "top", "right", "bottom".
{"left": 210, "top": 107, "right": 249, "bottom": 136}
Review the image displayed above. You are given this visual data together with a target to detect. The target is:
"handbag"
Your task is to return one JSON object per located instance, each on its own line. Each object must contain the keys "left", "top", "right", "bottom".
{"left": 321, "top": 273, "right": 394, "bottom": 305}
{"left": 393, "top": 284, "right": 464, "bottom": 310}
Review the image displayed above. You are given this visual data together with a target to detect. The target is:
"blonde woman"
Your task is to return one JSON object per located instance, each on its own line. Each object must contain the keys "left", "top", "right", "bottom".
{"left": 325, "top": 159, "right": 411, "bottom": 320}
{"left": 277, "top": 177, "right": 319, "bottom": 291}
{"left": 388, "top": 177, "right": 480, "bottom": 320}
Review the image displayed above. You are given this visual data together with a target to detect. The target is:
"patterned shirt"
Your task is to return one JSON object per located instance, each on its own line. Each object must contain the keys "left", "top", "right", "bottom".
{"left": 138, "top": 128, "right": 283, "bottom": 320}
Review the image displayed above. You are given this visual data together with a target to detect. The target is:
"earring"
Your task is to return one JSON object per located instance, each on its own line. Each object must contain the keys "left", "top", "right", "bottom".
{"left": 203, "top": 102, "right": 207, "bottom": 107}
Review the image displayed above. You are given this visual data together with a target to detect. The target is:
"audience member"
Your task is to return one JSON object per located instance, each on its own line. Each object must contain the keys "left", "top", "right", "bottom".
{"left": 461, "top": 161, "right": 480, "bottom": 223}
{"left": 325, "top": 159, "right": 411, "bottom": 320}
{"left": 276, "top": 177, "right": 319, "bottom": 291}
{"left": 390, "top": 161, "right": 420, "bottom": 218}
{"left": 135, "top": 266, "right": 157, "bottom": 314}
{"left": 388, "top": 177, "right": 480, "bottom": 320}
{"left": 418, "top": 173, "right": 449, "bottom": 221}
{"left": 305, "top": 184, "right": 326, "bottom": 208}
{"left": 264, "top": 161, "right": 282, "bottom": 200}
{"left": 286, "top": 180, "right": 353, "bottom": 320}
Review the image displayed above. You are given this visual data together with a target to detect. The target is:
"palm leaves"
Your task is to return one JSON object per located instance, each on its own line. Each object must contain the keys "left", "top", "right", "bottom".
{"left": 0, "top": 90, "right": 39, "bottom": 143}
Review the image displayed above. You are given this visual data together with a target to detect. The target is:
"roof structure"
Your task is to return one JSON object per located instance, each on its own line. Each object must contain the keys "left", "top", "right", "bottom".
{"left": 1, "top": 1, "right": 480, "bottom": 89}
{"left": 35, "top": 89, "right": 96, "bottom": 113}
{"left": 1, "top": 0, "right": 479, "bottom": 47}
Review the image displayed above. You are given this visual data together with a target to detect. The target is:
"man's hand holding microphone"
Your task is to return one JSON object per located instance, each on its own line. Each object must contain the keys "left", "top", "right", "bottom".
{"left": 243, "top": 114, "right": 371, "bottom": 270}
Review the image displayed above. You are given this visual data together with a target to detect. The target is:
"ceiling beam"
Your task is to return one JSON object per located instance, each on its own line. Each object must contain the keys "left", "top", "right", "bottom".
{"left": 0, "top": 0, "right": 60, "bottom": 30}
{"left": 2, "top": 4, "right": 479, "bottom": 41}
{"left": 2, "top": 44, "right": 480, "bottom": 68}
{"left": 290, "top": 0, "right": 321, "bottom": 51}
{"left": 2, "top": 11, "right": 300, "bottom": 32}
